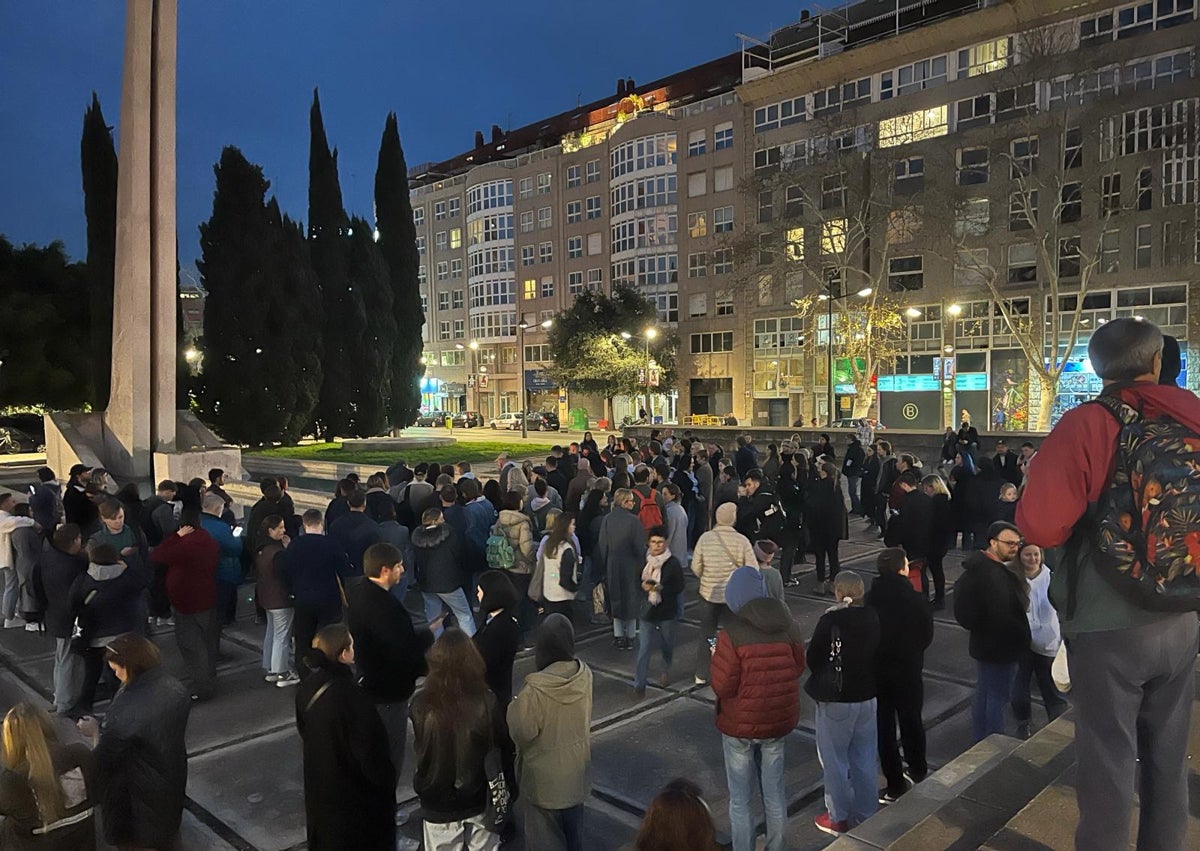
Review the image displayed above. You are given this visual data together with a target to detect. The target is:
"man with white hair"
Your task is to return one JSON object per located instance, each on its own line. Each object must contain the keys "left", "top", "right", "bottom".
{"left": 200, "top": 492, "right": 243, "bottom": 629}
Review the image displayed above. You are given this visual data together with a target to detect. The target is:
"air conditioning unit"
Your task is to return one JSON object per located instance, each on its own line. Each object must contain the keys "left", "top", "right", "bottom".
{"left": 819, "top": 40, "right": 845, "bottom": 58}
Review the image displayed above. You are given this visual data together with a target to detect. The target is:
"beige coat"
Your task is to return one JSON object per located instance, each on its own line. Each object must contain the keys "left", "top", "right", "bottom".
{"left": 495, "top": 509, "right": 536, "bottom": 574}
{"left": 691, "top": 525, "right": 756, "bottom": 604}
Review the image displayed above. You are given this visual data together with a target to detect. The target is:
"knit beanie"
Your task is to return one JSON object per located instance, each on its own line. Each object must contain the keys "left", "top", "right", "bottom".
{"left": 534, "top": 613, "right": 576, "bottom": 671}
{"left": 725, "top": 566, "right": 767, "bottom": 614}
{"left": 715, "top": 502, "right": 737, "bottom": 527}
{"left": 753, "top": 539, "right": 778, "bottom": 564}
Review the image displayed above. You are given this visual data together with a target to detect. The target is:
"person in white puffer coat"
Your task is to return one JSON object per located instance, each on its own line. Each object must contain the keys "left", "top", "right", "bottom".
{"left": 1011, "top": 542, "right": 1068, "bottom": 738}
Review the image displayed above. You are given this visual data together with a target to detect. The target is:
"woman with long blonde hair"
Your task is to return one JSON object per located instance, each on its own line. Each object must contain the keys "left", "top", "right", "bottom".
{"left": 0, "top": 702, "right": 95, "bottom": 849}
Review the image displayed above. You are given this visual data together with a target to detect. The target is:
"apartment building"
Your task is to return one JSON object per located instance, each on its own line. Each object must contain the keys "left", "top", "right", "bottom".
{"left": 410, "top": 0, "right": 1199, "bottom": 430}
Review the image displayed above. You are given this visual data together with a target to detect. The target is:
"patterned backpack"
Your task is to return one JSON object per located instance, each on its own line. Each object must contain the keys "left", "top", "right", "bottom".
{"left": 1083, "top": 391, "right": 1200, "bottom": 612}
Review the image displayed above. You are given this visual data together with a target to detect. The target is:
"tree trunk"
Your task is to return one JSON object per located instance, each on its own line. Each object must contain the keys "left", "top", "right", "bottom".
{"left": 851, "top": 384, "right": 875, "bottom": 419}
{"left": 1035, "top": 371, "right": 1058, "bottom": 432}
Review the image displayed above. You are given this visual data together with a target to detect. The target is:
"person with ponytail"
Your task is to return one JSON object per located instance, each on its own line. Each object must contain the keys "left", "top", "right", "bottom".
{"left": 0, "top": 702, "right": 95, "bottom": 849}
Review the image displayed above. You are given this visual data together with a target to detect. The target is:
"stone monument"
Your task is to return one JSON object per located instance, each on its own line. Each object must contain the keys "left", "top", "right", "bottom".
{"left": 45, "top": 0, "right": 241, "bottom": 489}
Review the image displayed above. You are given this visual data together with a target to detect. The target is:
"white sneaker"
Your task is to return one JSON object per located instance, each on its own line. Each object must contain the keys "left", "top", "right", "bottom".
{"left": 24, "top": 623, "right": 40, "bottom": 632}
{"left": 4, "top": 618, "right": 26, "bottom": 629}
{"left": 275, "top": 673, "right": 300, "bottom": 688}
{"left": 264, "top": 673, "right": 282, "bottom": 683}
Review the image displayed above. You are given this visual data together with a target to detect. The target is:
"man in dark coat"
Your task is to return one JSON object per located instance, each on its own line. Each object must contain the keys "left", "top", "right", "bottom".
{"left": 29, "top": 466, "right": 63, "bottom": 535}
{"left": 841, "top": 436, "right": 867, "bottom": 516}
{"left": 734, "top": 469, "right": 784, "bottom": 544}
{"left": 327, "top": 489, "right": 382, "bottom": 580}
{"left": 411, "top": 508, "right": 475, "bottom": 638}
{"left": 284, "top": 510, "right": 350, "bottom": 668}
{"left": 991, "top": 439, "right": 1022, "bottom": 487}
{"left": 33, "top": 523, "right": 88, "bottom": 714}
{"left": 595, "top": 489, "right": 647, "bottom": 650}
{"left": 866, "top": 548, "right": 934, "bottom": 803}
{"left": 734, "top": 435, "right": 759, "bottom": 481}
{"left": 346, "top": 542, "right": 433, "bottom": 793}
{"left": 545, "top": 455, "right": 570, "bottom": 501}
{"left": 884, "top": 471, "right": 934, "bottom": 588}
{"left": 953, "top": 521, "right": 1030, "bottom": 742}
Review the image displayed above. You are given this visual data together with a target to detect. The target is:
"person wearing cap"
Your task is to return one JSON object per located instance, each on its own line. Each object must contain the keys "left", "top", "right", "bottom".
{"left": 752, "top": 540, "right": 785, "bottom": 602}
{"left": 710, "top": 566, "right": 806, "bottom": 851}
{"left": 62, "top": 464, "right": 99, "bottom": 536}
{"left": 29, "top": 466, "right": 64, "bottom": 536}
{"left": 508, "top": 614, "right": 593, "bottom": 851}
{"left": 691, "top": 502, "right": 756, "bottom": 685}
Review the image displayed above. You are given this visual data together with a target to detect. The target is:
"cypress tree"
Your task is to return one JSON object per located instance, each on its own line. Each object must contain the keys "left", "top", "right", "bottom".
{"left": 374, "top": 112, "right": 425, "bottom": 428}
{"left": 347, "top": 214, "right": 395, "bottom": 436}
{"left": 308, "top": 89, "right": 367, "bottom": 439}
{"left": 80, "top": 93, "right": 117, "bottom": 409}
{"left": 195, "top": 147, "right": 323, "bottom": 444}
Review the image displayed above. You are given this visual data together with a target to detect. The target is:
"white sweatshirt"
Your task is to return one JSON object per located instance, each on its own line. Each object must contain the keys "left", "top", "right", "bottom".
{"left": 1026, "top": 565, "right": 1062, "bottom": 658}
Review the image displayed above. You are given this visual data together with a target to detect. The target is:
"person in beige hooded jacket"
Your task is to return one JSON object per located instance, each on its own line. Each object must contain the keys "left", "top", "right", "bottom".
{"left": 691, "top": 502, "right": 755, "bottom": 684}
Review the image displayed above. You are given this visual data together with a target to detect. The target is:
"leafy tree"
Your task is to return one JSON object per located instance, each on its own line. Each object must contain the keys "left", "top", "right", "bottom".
{"left": 80, "top": 93, "right": 117, "bottom": 408}
{"left": 0, "top": 236, "right": 92, "bottom": 407}
{"left": 194, "top": 147, "right": 323, "bottom": 445}
{"left": 374, "top": 112, "right": 425, "bottom": 429}
{"left": 546, "top": 282, "right": 677, "bottom": 422}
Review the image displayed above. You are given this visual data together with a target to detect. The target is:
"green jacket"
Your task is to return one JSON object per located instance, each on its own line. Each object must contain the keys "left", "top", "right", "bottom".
{"left": 506, "top": 659, "right": 592, "bottom": 809}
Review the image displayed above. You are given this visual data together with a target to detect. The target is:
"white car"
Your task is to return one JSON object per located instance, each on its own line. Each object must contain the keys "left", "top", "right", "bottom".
{"left": 489, "top": 412, "right": 523, "bottom": 430}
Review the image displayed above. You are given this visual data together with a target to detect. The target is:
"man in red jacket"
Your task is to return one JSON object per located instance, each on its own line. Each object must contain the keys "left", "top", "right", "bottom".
{"left": 152, "top": 509, "right": 220, "bottom": 701}
{"left": 711, "top": 566, "right": 805, "bottom": 851}
{"left": 1016, "top": 317, "right": 1200, "bottom": 851}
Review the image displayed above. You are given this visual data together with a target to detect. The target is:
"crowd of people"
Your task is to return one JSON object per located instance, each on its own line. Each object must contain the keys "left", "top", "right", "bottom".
{"left": 0, "top": 319, "right": 1195, "bottom": 850}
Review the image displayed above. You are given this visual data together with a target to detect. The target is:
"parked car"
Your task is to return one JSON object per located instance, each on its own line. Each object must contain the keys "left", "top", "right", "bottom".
{"left": 830, "top": 418, "right": 887, "bottom": 430}
{"left": 525, "top": 411, "right": 560, "bottom": 432}
{"left": 414, "top": 410, "right": 448, "bottom": 427}
{"left": 489, "top": 412, "right": 523, "bottom": 430}
{"left": 0, "top": 426, "right": 40, "bottom": 454}
{"left": 452, "top": 410, "right": 482, "bottom": 428}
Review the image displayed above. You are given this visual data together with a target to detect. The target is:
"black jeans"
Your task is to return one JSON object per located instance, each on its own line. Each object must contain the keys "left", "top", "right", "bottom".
{"left": 924, "top": 552, "right": 947, "bottom": 601}
{"left": 1011, "top": 648, "right": 1068, "bottom": 724}
{"left": 77, "top": 645, "right": 113, "bottom": 714}
{"left": 877, "top": 665, "right": 927, "bottom": 793}
{"left": 812, "top": 537, "right": 841, "bottom": 582}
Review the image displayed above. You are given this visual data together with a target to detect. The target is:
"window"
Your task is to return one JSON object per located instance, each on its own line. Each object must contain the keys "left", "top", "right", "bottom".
{"left": 568, "top": 271, "right": 584, "bottom": 294}
{"left": 418, "top": 264, "right": 427, "bottom": 284}
{"left": 610, "top": 133, "right": 677, "bottom": 179}
{"left": 887, "top": 208, "right": 922, "bottom": 244}
{"left": 439, "top": 320, "right": 451, "bottom": 340}
{"left": 821, "top": 219, "right": 847, "bottom": 254}
{"left": 586, "top": 160, "right": 601, "bottom": 183}
{"left": 957, "top": 147, "right": 989, "bottom": 185}
{"left": 714, "top": 206, "right": 734, "bottom": 233}
{"left": 1164, "top": 145, "right": 1200, "bottom": 205}
{"left": 714, "top": 122, "right": 734, "bottom": 150}
{"left": 1101, "top": 229, "right": 1121, "bottom": 272}
{"left": 813, "top": 86, "right": 841, "bottom": 117}
{"left": 955, "top": 199, "right": 990, "bottom": 237}
{"left": 958, "top": 38, "right": 1010, "bottom": 77}
{"left": 821, "top": 173, "right": 846, "bottom": 210}
{"left": 519, "top": 177, "right": 533, "bottom": 199}
{"left": 888, "top": 255, "right": 924, "bottom": 291}
{"left": 587, "top": 233, "right": 603, "bottom": 255}
{"left": 567, "top": 235, "right": 583, "bottom": 258}
{"left": 758, "top": 190, "right": 774, "bottom": 223}
{"left": 587, "top": 267, "right": 603, "bottom": 288}
{"left": 716, "top": 294, "right": 734, "bottom": 316}
{"left": 1010, "top": 190, "right": 1038, "bottom": 231}
{"left": 451, "top": 259, "right": 463, "bottom": 279}
{"left": 449, "top": 228, "right": 462, "bottom": 249}
{"left": 468, "top": 247, "right": 515, "bottom": 277}
{"left": 524, "top": 344, "right": 550, "bottom": 363}
{"left": 1136, "top": 224, "right": 1153, "bottom": 267}
{"left": 1138, "top": 167, "right": 1153, "bottom": 210}
{"left": 566, "top": 201, "right": 582, "bottom": 223}
{"left": 416, "top": 235, "right": 426, "bottom": 255}
{"left": 713, "top": 165, "right": 734, "bottom": 193}
{"left": 452, "top": 288, "right": 464, "bottom": 308}
{"left": 469, "top": 279, "right": 515, "bottom": 308}
{"left": 611, "top": 213, "right": 677, "bottom": 253}
{"left": 688, "top": 293, "right": 707, "bottom": 317}
{"left": 954, "top": 248, "right": 989, "bottom": 288}
{"left": 955, "top": 94, "right": 993, "bottom": 129}
{"left": 880, "top": 56, "right": 949, "bottom": 99}
{"left": 690, "top": 332, "right": 735, "bottom": 353}
{"left": 435, "top": 231, "right": 447, "bottom": 250}
{"left": 519, "top": 211, "right": 534, "bottom": 233}
{"left": 609, "top": 174, "right": 676, "bottom": 216}
{"left": 538, "top": 207, "right": 551, "bottom": 229}
{"left": 688, "top": 252, "right": 708, "bottom": 278}
{"left": 785, "top": 227, "right": 805, "bottom": 261}
{"left": 434, "top": 200, "right": 447, "bottom": 220}
{"left": 436, "top": 261, "right": 449, "bottom": 281}
{"left": 894, "top": 157, "right": 925, "bottom": 193}
{"left": 523, "top": 278, "right": 537, "bottom": 300}
{"left": 1058, "top": 236, "right": 1081, "bottom": 277}
{"left": 585, "top": 196, "right": 602, "bottom": 219}
{"left": 784, "top": 185, "right": 804, "bottom": 217}
{"left": 1060, "top": 183, "right": 1082, "bottom": 223}
{"left": 1101, "top": 100, "right": 1200, "bottom": 160}
{"left": 1101, "top": 173, "right": 1123, "bottom": 214}
{"left": 539, "top": 242, "right": 553, "bottom": 263}
{"left": 758, "top": 233, "right": 775, "bottom": 266}
{"left": 540, "top": 277, "right": 554, "bottom": 298}
{"left": 413, "top": 206, "right": 425, "bottom": 226}
{"left": 1010, "top": 137, "right": 1039, "bottom": 178}
{"left": 467, "top": 179, "right": 514, "bottom": 214}
{"left": 453, "top": 319, "right": 465, "bottom": 339}
{"left": 420, "top": 294, "right": 428, "bottom": 314}
{"left": 500, "top": 346, "right": 518, "bottom": 364}
{"left": 754, "top": 96, "right": 807, "bottom": 132}
{"left": 521, "top": 246, "right": 535, "bottom": 266}
{"left": 995, "top": 84, "right": 1036, "bottom": 121}
{"left": 438, "top": 290, "right": 450, "bottom": 309}
{"left": 687, "top": 171, "right": 707, "bottom": 197}
{"left": 842, "top": 77, "right": 872, "bottom": 107}
{"left": 468, "top": 213, "right": 513, "bottom": 245}
{"left": 440, "top": 349, "right": 464, "bottom": 366}
{"left": 567, "top": 165, "right": 581, "bottom": 188}
{"left": 754, "top": 147, "right": 780, "bottom": 172}
{"left": 1008, "top": 243, "right": 1037, "bottom": 283}
{"left": 688, "top": 129, "right": 706, "bottom": 157}
{"left": 877, "top": 105, "right": 949, "bottom": 147}
{"left": 1064, "top": 127, "right": 1083, "bottom": 170}
{"left": 712, "top": 248, "right": 733, "bottom": 275}
{"left": 537, "top": 172, "right": 552, "bottom": 194}
{"left": 448, "top": 198, "right": 460, "bottom": 218}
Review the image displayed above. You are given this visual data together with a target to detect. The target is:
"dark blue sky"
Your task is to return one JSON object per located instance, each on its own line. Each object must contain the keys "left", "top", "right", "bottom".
{"left": 0, "top": 1, "right": 797, "bottom": 273}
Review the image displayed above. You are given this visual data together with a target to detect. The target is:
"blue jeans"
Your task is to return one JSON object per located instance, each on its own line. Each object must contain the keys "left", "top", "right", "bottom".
{"left": 612, "top": 618, "right": 637, "bottom": 639}
{"left": 423, "top": 589, "right": 477, "bottom": 638}
{"left": 973, "top": 661, "right": 1016, "bottom": 742}
{"left": 262, "top": 607, "right": 294, "bottom": 674}
{"left": 815, "top": 699, "right": 879, "bottom": 825}
{"left": 847, "top": 476, "right": 862, "bottom": 515}
{"left": 722, "top": 735, "right": 786, "bottom": 851}
{"left": 634, "top": 618, "right": 677, "bottom": 688}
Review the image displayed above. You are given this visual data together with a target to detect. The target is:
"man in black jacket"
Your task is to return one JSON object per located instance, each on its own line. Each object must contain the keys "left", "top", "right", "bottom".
{"left": 991, "top": 439, "right": 1022, "bottom": 487}
{"left": 734, "top": 434, "right": 759, "bottom": 481}
{"left": 841, "top": 436, "right": 866, "bottom": 516}
{"left": 33, "top": 524, "right": 88, "bottom": 714}
{"left": 328, "top": 489, "right": 382, "bottom": 581}
{"left": 884, "top": 471, "right": 933, "bottom": 589}
{"left": 284, "top": 510, "right": 351, "bottom": 669}
{"left": 735, "top": 470, "right": 784, "bottom": 544}
{"left": 412, "top": 508, "right": 475, "bottom": 638}
{"left": 873, "top": 441, "right": 900, "bottom": 537}
{"left": 953, "top": 521, "right": 1030, "bottom": 742}
{"left": 866, "top": 548, "right": 934, "bottom": 803}
{"left": 860, "top": 445, "right": 881, "bottom": 524}
{"left": 346, "top": 542, "right": 434, "bottom": 792}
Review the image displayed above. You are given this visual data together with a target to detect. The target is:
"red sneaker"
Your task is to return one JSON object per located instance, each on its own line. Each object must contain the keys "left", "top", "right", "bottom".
{"left": 814, "top": 812, "right": 849, "bottom": 836}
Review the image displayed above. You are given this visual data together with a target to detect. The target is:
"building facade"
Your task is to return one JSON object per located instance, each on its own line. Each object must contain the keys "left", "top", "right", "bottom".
{"left": 409, "top": 0, "right": 1199, "bottom": 430}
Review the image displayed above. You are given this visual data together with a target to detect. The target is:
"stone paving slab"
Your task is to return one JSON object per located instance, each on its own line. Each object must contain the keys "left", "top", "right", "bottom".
{"left": 186, "top": 665, "right": 299, "bottom": 756}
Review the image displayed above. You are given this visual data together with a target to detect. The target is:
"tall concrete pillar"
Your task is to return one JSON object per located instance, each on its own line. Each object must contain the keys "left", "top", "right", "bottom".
{"left": 150, "top": 0, "right": 177, "bottom": 452}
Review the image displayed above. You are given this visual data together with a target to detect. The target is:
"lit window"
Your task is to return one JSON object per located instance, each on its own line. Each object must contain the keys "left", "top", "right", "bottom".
{"left": 688, "top": 211, "right": 707, "bottom": 238}
{"left": 1008, "top": 243, "right": 1037, "bottom": 283}
{"left": 955, "top": 199, "right": 990, "bottom": 237}
{"left": 877, "top": 106, "right": 948, "bottom": 148}
{"left": 523, "top": 279, "right": 537, "bottom": 300}
{"left": 785, "top": 227, "right": 805, "bottom": 261}
{"left": 958, "top": 38, "right": 1010, "bottom": 77}
{"left": 821, "top": 220, "right": 847, "bottom": 254}
{"left": 449, "top": 228, "right": 462, "bottom": 249}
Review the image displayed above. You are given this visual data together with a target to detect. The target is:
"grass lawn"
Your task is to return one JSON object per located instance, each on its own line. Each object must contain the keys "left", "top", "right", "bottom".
{"left": 246, "top": 440, "right": 563, "bottom": 467}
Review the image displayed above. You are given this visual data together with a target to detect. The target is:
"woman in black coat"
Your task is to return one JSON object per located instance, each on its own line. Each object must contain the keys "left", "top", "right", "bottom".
{"left": 921, "top": 475, "right": 954, "bottom": 608}
{"left": 804, "top": 461, "right": 850, "bottom": 594}
{"left": 776, "top": 453, "right": 806, "bottom": 586}
{"left": 296, "top": 625, "right": 395, "bottom": 851}
{"left": 474, "top": 571, "right": 522, "bottom": 707}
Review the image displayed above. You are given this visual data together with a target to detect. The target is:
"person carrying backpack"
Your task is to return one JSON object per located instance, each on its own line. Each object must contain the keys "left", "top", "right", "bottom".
{"left": 1017, "top": 317, "right": 1200, "bottom": 851}
{"left": 734, "top": 470, "right": 785, "bottom": 545}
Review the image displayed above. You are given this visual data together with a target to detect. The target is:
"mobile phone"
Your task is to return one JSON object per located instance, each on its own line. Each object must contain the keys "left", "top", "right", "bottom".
{"left": 707, "top": 636, "right": 718, "bottom": 650}
{"left": 232, "top": 525, "right": 244, "bottom": 538}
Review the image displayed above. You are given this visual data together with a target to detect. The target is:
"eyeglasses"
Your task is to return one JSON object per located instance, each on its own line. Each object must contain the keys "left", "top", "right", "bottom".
{"left": 995, "top": 537, "right": 1022, "bottom": 547}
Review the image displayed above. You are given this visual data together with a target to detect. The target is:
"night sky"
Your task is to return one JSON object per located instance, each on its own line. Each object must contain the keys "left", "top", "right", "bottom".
{"left": 0, "top": 1, "right": 796, "bottom": 275}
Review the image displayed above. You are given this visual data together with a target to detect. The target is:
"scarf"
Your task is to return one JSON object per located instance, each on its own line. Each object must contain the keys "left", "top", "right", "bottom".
{"left": 642, "top": 549, "right": 671, "bottom": 607}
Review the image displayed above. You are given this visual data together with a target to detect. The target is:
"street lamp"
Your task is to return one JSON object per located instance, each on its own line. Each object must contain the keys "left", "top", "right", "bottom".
{"left": 518, "top": 317, "right": 553, "bottom": 439}
{"left": 818, "top": 285, "right": 872, "bottom": 426}
{"left": 621, "top": 327, "right": 658, "bottom": 423}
